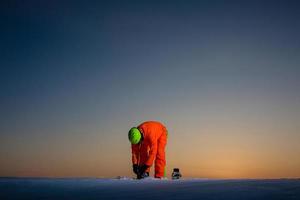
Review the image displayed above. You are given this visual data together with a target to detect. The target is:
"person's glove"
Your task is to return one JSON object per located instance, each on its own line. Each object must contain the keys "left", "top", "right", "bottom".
{"left": 132, "top": 164, "right": 139, "bottom": 175}
{"left": 138, "top": 165, "right": 149, "bottom": 175}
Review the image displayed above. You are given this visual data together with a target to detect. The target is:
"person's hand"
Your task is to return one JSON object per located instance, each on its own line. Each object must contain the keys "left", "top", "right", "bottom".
{"left": 139, "top": 165, "right": 149, "bottom": 174}
{"left": 132, "top": 164, "right": 139, "bottom": 175}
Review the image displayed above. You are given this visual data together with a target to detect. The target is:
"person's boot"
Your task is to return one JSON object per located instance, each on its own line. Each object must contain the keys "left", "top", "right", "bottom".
{"left": 141, "top": 172, "right": 149, "bottom": 179}
{"left": 137, "top": 172, "right": 149, "bottom": 179}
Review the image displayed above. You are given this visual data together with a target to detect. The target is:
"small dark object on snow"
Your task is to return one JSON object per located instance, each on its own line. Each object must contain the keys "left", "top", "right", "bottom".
{"left": 172, "top": 168, "right": 182, "bottom": 179}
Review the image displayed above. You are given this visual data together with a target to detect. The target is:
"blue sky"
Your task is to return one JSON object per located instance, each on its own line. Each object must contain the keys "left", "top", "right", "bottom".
{"left": 1, "top": 0, "right": 300, "bottom": 178}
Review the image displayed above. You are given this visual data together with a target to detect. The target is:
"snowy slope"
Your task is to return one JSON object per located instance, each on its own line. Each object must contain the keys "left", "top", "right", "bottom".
{"left": 1, "top": 178, "right": 300, "bottom": 200}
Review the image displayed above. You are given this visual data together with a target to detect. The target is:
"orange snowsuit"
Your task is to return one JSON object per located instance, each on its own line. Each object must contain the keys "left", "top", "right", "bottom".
{"left": 131, "top": 121, "right": 168, "bottom": 178}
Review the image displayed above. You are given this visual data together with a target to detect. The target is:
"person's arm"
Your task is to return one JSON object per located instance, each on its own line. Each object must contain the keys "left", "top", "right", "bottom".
{"left": 131, "top": 144, "right": 140, "bottom": 165}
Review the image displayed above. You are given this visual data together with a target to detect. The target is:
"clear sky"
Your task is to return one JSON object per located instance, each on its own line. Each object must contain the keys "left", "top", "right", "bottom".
{"left": 1, "top": 0, "right": 300, "bottom": 178}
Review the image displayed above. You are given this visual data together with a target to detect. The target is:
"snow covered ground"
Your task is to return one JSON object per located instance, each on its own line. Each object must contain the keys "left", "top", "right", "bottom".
{"left": 1, "top": 177, "right": 300, "bottom": 200}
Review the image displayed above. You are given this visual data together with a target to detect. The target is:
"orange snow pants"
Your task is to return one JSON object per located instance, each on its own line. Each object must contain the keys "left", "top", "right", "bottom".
{"left": 153, "top": 131, "right": 167, "bottom": 178}
{"left": 139, "top": 131, "right": 167, "bottom": 178}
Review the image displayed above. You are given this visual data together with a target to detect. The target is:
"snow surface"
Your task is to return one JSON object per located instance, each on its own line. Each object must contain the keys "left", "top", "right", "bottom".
{"left": 1, "top": 177, "right": 300, "bottom": 200}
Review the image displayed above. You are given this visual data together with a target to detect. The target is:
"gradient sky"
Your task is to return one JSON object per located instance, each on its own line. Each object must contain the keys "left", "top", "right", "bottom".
{"left": 1, "top": 0, "right": 300, "bottom": 178}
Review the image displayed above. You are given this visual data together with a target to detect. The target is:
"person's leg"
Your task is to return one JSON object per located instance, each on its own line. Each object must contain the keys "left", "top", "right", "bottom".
{"left": 154, "top": 131, "right": 167, "bottom": 178}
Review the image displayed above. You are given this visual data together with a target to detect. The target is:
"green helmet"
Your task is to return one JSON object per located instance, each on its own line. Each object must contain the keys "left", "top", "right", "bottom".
{"left": 128, "top": 127, "right": 141, "bottom": 144}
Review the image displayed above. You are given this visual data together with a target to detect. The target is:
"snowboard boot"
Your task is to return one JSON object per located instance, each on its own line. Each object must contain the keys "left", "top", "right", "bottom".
{"left": 137, "top": 172, "right": 149, "bottom": 179}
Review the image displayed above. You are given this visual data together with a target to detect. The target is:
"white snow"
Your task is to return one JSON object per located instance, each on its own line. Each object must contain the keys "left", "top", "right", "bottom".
{"left": 0, "top": 178, "right": 299, "bottom": 200}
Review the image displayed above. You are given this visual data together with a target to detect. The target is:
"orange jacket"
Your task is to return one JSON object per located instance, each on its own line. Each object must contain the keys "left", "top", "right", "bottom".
{"left": 131, "top": 121, "right": 167, "bottom": 166}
